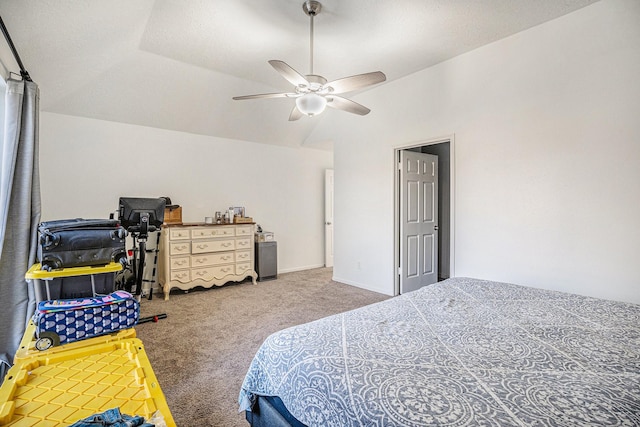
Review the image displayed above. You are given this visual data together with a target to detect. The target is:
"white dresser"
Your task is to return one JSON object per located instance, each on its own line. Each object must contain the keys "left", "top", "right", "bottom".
{"left": 158, "top": 223, "right": 257, "bottom": 300}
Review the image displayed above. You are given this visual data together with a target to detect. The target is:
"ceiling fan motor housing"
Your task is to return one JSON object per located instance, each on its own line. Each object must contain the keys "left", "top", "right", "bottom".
{"left": 302, "top": 74, "right": 327, "bottom": 91}
{"left": 303, "top": 1, "right": 322, "bottom": 16}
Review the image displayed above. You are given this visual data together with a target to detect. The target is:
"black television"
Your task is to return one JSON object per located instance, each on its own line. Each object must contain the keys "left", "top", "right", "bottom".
{"left": 118, "top": 197, "right": 166, "bottom": 230}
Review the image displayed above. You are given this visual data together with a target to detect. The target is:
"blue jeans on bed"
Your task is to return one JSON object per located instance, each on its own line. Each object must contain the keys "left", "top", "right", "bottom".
{"left": 68, "top": 407, "right": 154, "bottom": 427}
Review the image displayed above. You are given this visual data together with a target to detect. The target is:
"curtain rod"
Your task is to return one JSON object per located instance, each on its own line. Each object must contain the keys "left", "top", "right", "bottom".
{"left": 0, "top": 15, "right": 31, "bottom": 81}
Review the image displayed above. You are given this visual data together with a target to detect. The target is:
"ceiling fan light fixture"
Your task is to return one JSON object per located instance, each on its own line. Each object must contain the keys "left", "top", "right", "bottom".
{"left": 296, "top": 93, "right": 327, "bottom": 116}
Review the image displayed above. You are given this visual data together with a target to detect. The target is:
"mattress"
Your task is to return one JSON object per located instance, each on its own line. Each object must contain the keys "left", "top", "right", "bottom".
{"left": 239, "top": 277, "right": 640, "bottom": 426}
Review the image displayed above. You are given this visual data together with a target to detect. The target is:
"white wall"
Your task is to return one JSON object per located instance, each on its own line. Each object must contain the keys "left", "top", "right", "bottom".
{"left": 0, "top": 44, "right": 17, "bottom": 81}
{"left": 39, "top": 112, "right": 333, "bottom": 273}
{"left": 308, "top": 0, "right": 640, "bottom": 303}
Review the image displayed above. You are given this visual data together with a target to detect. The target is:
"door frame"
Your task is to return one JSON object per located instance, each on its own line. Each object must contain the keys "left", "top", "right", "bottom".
{"left": 394, "top": 135, "right": 456, "bottom": 295}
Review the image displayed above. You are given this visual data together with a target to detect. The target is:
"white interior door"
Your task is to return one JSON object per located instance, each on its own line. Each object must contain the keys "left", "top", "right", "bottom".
{"left": 325, "top": 169, "right": 334, "bottom": 267}
{"left": 399, "top": 151, "right": 438, "bottom": 293}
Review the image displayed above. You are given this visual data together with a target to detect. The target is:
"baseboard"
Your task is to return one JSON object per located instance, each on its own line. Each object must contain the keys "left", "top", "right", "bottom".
{"left": 332, "top": 276, "right": 392, "bottom": 296}
{"left": 278, "top": 264, "right": 326, "bottom": 274}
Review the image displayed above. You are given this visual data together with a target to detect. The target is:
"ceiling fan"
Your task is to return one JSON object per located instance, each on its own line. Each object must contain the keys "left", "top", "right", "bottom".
{"left": 233, "top": 0, "right": 386, "bottom": 121}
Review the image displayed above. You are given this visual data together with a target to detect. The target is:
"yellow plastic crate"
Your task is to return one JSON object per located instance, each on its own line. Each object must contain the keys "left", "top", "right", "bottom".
{"left": 0, "top": 338, "right": 175, "bottom": 426}
{"left": 14, "top": 321, "right": 137, "bottom": 363}
{"left": 25, "top": 263, "right": 123, "bottom": 280}
{"left": 25, "top": 263, "right": 123, "bottom": 302}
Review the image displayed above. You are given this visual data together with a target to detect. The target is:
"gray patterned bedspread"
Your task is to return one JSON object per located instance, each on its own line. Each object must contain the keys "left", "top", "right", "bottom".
{"left": 239, "top": 277, "right": 640, "bottom": 426}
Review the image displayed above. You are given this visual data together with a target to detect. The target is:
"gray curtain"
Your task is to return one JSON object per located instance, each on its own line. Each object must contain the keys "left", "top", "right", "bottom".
{"left": 0, "top": 78, "right": 41, "bottom": 383}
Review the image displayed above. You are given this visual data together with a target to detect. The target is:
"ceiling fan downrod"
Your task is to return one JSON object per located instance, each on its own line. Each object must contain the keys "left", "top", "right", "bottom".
{"left": 303, "top": 1, "right": 322, "bottom": 75}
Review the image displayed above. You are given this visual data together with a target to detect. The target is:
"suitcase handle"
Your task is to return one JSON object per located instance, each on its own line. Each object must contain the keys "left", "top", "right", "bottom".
{"left": 39, "top": 232, "right": 60, "bottom": 249}
{"left": 110, "top": 228, "right": 127, "bottom": 239}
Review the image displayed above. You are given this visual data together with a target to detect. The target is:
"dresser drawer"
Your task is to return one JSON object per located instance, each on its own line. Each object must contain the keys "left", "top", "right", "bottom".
{"left": 170, "top": 256, "right": 190, "bottom": 270}
{"left": 235, "top": 225, "right": 253, "bottom": 236}
{"left": 191, "top": 252, "right": 235, "bottom": 267}
{"left": 192, "top": 239, "right": 235, "bottom": 254}
{"left": 235, "top": 237, "right": 252, "bottom": 251}
{"left": 169, "top": 241, "right": 191, "bottom": 256}
{"left": 170, "top": 269, "right": 190, "bottom": 282}
{"left": 191, "top": 267, "right": 212, "bottom": 281}
{"left": 236, "top": 262, "right": 253, "bottom": 275}
{"left": 169, "top": 228, "right": 191, "bottom": 240}
{"left": 192, "top": 265, "right": 235, "bottom": 281}
{"left": 236, "top": 250, "right": 251, "bottom": 263}
{"left": 192, "top": 226, "right": 236, "bottom": 239}
{"left": 212, "top": 264, "right": 235, "bottom": 278}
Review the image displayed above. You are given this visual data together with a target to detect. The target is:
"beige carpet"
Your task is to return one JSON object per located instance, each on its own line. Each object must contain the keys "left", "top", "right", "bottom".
{"left": 135, "top": 268, "right": 389, "bottom": 427}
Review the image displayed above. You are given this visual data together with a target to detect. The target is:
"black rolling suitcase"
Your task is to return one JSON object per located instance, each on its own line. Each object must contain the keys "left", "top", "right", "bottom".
{"left": 38, "top": 218, "right": 128, "bottom": 271}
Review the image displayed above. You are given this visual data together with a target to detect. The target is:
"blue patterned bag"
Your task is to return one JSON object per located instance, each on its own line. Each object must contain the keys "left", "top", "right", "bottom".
{"left": 33, "top": 290, "right": 139, "bottom": 350}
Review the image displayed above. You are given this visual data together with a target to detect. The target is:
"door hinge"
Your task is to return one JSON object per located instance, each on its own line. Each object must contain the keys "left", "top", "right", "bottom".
{"left": 397, "top": 267, "right": 402, "bottom": 276}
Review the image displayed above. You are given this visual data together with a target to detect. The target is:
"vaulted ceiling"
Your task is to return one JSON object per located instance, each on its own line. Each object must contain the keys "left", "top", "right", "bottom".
{"left": 0, "top": 0, "right": 599, "bottom": 149}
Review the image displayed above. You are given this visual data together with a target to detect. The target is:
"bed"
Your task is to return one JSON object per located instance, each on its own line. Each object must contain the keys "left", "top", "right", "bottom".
{"left": 239, "top": 277, "right": 640, "bottom": 426}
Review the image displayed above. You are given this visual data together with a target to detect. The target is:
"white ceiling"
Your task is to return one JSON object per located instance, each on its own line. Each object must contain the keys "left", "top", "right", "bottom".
{"left": 0, "top": 0, "right": 599, "bottom": 149}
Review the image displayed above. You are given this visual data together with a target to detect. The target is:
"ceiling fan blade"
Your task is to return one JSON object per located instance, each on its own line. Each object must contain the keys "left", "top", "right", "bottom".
{"left": 326, "top": 96, "right": 371, "bottom": 116}
{"left": 324, "top": 71, "right": 386, "bottom": 94}
{"left": 269, "top": 60, "right": 309, "bottom": 87}
{"left": 289, "top": 105, "right": 303, "bottom": 121}
{"left": 232, "top": 92, "right": 293, "bottom": 100}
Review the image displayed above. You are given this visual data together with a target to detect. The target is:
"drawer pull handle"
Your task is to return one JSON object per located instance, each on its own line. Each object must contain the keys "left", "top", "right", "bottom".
{"left": 222, "top": 268, "right": 231, "bottom": 273}
{"left": 174, "top": 260, "right": 186, "bottom": 266}
{"left": 222, "top": 243, "right": 232, "bottom": 247}
{"left": 222, "top": 256, "right": 230, "bottom": 260}
{"left": 177, "top": 273, "right": 187, "bottom": 279}
{"left": 176, "top": 245, "right": 187, "bottom": 251}
{"left": 197, "top": 244, "right": 208, "bottom": 249}
{"left": 196, "top": 271, "right": 206, "bottom": 277}
{"left": 196, "top": 258, "right": 204, "bottom": 263}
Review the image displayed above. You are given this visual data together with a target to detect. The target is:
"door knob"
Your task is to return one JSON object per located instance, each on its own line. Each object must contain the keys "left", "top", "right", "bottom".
{"left": 325, "top": 222, "right": 332, "bottom": 225}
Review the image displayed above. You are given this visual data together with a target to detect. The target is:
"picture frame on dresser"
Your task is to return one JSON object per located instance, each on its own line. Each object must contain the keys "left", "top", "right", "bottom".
{"left": 158, "top": 222, "right": 257, "bottom": 300}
